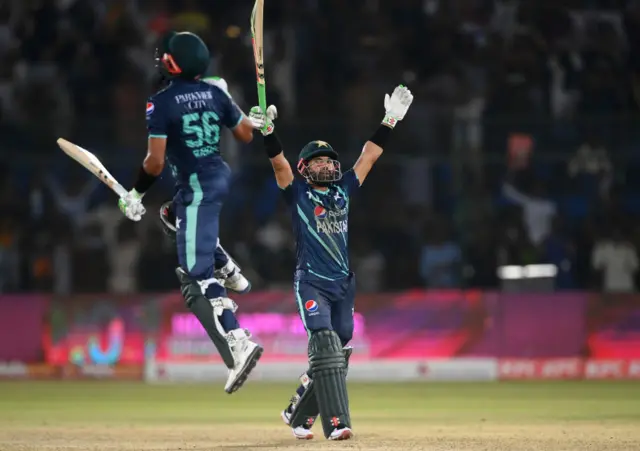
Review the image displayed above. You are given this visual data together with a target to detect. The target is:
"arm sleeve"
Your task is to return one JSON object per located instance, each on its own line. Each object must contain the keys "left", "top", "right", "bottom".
{"left": 280, "top": 179, "right": 299, "bottom": 206}
{"left": 219, "top": 91, "right": 243, "bottom": 130}
{"left": 146, "top": 97, "right": 169, "bottom": 138}
{"left": 339, "top": 169, "right": 361, "bottom": 196}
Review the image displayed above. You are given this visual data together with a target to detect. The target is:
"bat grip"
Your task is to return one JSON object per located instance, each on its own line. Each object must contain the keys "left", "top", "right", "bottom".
{"left": 257, "top": 84, "right": 267, "bottom": 113}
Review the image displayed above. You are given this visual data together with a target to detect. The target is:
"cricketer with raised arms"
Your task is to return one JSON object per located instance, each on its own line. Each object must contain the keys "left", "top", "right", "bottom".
{"left": 249, "top": 85, "right": 414, "bottom": 440}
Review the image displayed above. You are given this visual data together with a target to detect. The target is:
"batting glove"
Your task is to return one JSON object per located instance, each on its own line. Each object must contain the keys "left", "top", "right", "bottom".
{"left": 249, "top": 105, "right": 277, "bottom": 135}
{"left": 118, "top": 189, "right": 146, "bottom": 222}
{"left": 382, "top": 85, "right": 414, "bottom": 128}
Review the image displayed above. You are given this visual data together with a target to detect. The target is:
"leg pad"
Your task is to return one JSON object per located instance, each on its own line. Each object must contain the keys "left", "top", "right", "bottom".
{"left": 289, "top": 346, "right": 353, "bottom": 429}
{"left": 176, "top": 268, "right": 235, "bottom": 368}
{"left": 308, "top": 330, "right": 351, "bottom": 437}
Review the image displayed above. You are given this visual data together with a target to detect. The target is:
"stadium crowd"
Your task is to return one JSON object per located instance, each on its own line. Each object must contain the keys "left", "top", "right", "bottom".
{"left": 1, "top": 0, "right": 640, "bottom": 294}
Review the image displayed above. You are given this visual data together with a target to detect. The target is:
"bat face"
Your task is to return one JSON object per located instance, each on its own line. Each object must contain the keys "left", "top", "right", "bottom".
{"left": 254, "top": 51, "right": 265, "bottom": 85}
{"left": 56, "top": 138, "right": 128, "bottom": 198}
{"left": 251, "top": 0, "right": 265, "bottom": 85}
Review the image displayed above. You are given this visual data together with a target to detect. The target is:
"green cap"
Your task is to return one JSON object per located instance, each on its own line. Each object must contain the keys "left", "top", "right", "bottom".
{"left": 298, "top": 140, "right": 338, "bottom": 163}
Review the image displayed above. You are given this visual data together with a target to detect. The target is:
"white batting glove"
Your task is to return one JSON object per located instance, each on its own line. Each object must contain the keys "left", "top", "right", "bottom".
{"left": 118, "top": 189, "right": 146, "bottom": 222}
{"left": 249, "top": 105, "right": 277, "bottom": 135}
{"left": 382, "top": 85, "right": 414, "bottom": 128}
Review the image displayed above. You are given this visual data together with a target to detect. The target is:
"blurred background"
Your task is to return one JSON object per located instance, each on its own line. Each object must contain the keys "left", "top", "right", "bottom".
{"left": 1, "top": 0, "right": 640, "bottom": 381}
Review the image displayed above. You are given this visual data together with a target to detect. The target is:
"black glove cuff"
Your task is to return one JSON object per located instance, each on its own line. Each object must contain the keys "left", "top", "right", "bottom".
{"left": 133, "top": 165, "right": 158, "bottom": 194}
{"left": 264, "top": 132, "right": 283, "bottom": 159}
{"left": 368, "top": 124, "right": 393, "bottom": 148}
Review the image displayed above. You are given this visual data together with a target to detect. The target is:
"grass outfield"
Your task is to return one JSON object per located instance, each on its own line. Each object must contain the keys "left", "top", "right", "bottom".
{"left": 0, "top": 381, "right": 639, "bottom": 450}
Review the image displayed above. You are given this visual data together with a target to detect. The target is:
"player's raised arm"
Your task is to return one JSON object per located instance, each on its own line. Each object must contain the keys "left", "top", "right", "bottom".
{"left": 249, "top": 105, "right": 294, "bottom": 189}
{"left": 231, "top": 111, "right": 255, "bottom": 144}
{"left": 353, "top": 85, "right": 414, "bottom": 184}
{"left": 203, "top": 76, "right": 255, "bottom": 143}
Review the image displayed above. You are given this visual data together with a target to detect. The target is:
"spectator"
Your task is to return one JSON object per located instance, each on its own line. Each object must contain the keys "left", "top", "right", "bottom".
{"left": 1, "top": 1, "right": 640, "bottom": 293}
{"left": 351, "top": 236, "right": 385, "bottom": 293}
{"left": 419, "top": 218, "right": 461, "bottom": 288}
{"left": 0, "top": 216, "right": 20, "bottom": 292}
{"left": 254, "top": 208, "right": 294, "bottom": 286}
{"left": 108, "top": 220, "right": 141, "bottom": 294}
{"left": 541, "top": 217, "right": 576, "bottom": 289}
{"left": 47, "top": 173, "right": 100, "bottom": 231}
{"left": 502, "top": 180, "right": 557, "bottom": 246}
{"left": 497, "top": 207, "right": 539, "bottom": 267}
{"left": 592, "top": 228, "right": 639, "bottom": 293}
{"left": 463, "top": 227, "right": 498, "bottom": 289}
{"left": 568, "top": 134, "right": 613, "bottom": 200}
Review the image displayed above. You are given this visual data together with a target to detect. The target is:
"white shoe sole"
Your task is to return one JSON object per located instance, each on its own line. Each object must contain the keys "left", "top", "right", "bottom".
{"left": 292, "top": 429, "right": 314, "bottom": 440}
{"left": 282, "top": 410, "right": 314, "bottom": 439}
{"left": 224, "top": 345, "right": 263, "bottom": 394}
{"left": 329, "top": 428, "right": 353, "bottom": 441}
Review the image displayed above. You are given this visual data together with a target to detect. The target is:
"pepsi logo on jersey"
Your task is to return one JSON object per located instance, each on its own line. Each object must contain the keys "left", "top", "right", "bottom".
{"left": 305, "top": 300, "right": 319, "bottom": 313}
{"left": 314, "top": 206, "right": 327, "bottom": 219}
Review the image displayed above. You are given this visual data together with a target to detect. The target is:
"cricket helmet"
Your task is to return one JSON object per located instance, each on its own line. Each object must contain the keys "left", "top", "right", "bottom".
{"left": 159, "top": 31, "right": 210, "bottom": 80}
{"left": 297, "top": 140, "right": 342, "bottom": 185}
{"left": 159, "top": 201, "right": 177, "bottom": 243}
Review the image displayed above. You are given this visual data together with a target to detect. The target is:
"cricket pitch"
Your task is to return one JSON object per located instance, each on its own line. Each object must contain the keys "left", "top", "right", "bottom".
{"left": 1, "top": 381, "right": 639, "bottom": 450}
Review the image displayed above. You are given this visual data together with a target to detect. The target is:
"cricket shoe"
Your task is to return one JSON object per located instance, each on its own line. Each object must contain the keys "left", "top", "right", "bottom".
{"left": 281, "top": 396, "right": 315, "bottom": 440}
{"left": 281, "top": 404, "right": 293, "bottom": 426}
{"left": 281, "top": 394, "right": 300, "bottom": 426}
{"left": 281, "top": 408, "right": 314, "bottom": 440}
{"left": 291, "top": 425, "right": 314, "bottom": 440}
{"left": 215, "top": 261, "right": 251, "bottom": 294}
{"left": 224, "top": 329, "right": 263, "bottom": 394}
{"left": 328, "top": 426, "right": 353, "bottom": 441}
{"left": 224, "top": 269, "right": 251, "bottom": 294}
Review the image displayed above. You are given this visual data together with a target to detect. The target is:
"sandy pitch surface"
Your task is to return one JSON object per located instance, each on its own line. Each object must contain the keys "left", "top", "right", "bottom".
{"left": 2, "top": 422, "right": 638, "bottom": 451}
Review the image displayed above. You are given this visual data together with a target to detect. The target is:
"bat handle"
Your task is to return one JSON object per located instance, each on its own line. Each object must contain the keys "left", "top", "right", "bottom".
{"left": 257, "top": 84, "right": 267, "bottom": 113}
{"left": 113, "top": 184, "right": 129, "bottom": 198}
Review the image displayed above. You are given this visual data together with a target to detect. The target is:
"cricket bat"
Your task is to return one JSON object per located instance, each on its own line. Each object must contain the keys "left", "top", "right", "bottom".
{"left": 56, "top": 138, "right": 128, "bottom": 198}
{"left": 250, "top": 0, "right": 267, "bottom": 113}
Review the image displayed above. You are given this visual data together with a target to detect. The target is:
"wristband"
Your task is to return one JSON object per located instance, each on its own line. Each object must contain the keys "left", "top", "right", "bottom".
{"left": 368, "top": 123, "right": 392, "bottom": 148}
{"left": 133, "top": 165, "right": 158, "bottom": 194}
{"left": 264, "top": 132, "right": 283, "bottom": 159}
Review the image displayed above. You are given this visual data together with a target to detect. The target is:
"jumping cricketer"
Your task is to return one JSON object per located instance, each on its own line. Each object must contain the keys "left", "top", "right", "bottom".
{"left": 152, "top": 31, "right": 251, "bottom": 294}
{"left": 118, "top": 31, "right": 262, "bottom": 393}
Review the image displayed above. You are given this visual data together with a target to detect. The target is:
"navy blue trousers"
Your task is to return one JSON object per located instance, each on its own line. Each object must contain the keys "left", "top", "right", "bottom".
{"left": 294, "top": 272, "right": 356, "bottom": 346}
{"left": 174, "top": 163, "right": 238, "bottom": 331}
